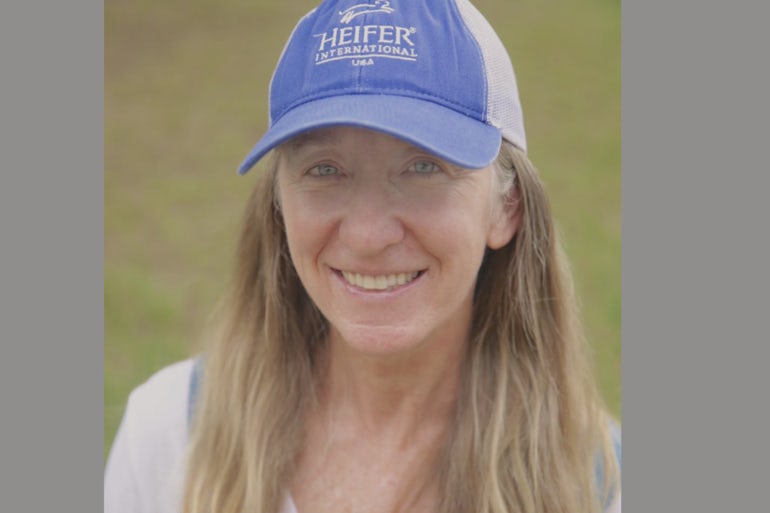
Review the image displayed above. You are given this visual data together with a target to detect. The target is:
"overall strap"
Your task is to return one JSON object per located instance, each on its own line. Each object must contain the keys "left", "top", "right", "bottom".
{"left": 187, "top": 356, "right": 204, "bottom": 430}
{"left": 596, "top": 420, "right": 622, "bottom": 508}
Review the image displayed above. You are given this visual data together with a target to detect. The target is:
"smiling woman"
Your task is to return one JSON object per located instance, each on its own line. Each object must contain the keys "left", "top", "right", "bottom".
{"left": 105, "top": 1, "right": 620, "bottom": 513}
{"left": 277, "top": 127, "right": 517, "bottom": 357}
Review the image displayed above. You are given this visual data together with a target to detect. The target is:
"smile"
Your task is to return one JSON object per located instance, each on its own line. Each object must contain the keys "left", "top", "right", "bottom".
{"left": 340, "top": 270, "right": 421, "bottom": 291}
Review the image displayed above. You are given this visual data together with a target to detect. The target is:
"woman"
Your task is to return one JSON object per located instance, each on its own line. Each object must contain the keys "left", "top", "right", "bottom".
{"left": 105, "top": 1, "right": 621, "bottom": 512}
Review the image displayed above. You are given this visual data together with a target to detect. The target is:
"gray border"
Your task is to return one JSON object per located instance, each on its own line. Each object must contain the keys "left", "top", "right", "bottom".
{"left": 5, "top": 0, "right": 769, "bottom": 510}
{"left": 0, "top": 1, "right": 103, "bottom": 511}
{"left": 624, "top": 1, "right": 768, "bottom": 511}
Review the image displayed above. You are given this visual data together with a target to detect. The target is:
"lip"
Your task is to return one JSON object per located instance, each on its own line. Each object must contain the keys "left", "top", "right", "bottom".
{"left": 331, "top": 267, "right": 426, "bottom": 295}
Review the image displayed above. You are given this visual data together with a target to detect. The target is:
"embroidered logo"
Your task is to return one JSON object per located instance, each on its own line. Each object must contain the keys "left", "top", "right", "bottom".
{"left": 339, "top": 1, "right": 395, "bottom": 24}
{"left": 314, "top": 1, "right": 418, "bottom": 67}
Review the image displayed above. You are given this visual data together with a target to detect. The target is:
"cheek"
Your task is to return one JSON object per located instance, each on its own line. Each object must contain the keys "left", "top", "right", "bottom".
{"left": 279, "top": 190, "right": 338, "bottom": 276}
{"left": 417, "top": 187, "right": 496, "bottom": 240}
{"left": 281, "top": 202, "right": 311, "bottom": 251}
{"left": 410, "top": 201, "right": 492, "bottom": 272}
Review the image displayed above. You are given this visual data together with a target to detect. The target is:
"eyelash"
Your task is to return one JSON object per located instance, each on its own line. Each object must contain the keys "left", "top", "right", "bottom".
{"left": 304, "top": 159, "right": 445, "bottom": 178}
{"left": 307, "top": 163, "right": 340, "bottom": 177}
{"left": 407, "top": 159, "right": 443, "bottom": 175}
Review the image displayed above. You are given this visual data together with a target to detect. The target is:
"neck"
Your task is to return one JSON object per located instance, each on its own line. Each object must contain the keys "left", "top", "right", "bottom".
{"left": 292, "top": 329, "right": 468, "bottom": 513}
{"left": 315, "top": 327, "right": 467, "bottom": 447}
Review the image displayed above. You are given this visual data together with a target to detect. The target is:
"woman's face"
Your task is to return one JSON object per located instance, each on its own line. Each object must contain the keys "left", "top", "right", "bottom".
{"left": 277, "top": 126, "right": 518, "bottom": 356}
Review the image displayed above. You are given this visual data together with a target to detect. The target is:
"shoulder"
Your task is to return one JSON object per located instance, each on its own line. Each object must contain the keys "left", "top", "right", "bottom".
{"left": 124, "top": 358, "right": 197, "bottom": 431}
{"left": 117, "top": 358, "right": 197, "bottom": 455}
{"left": 104, "top": 358, "right": 198, "bottom": 513}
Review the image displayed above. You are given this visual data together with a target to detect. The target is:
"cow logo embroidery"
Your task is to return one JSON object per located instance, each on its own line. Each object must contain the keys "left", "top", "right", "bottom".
{"left": 339, "top": 1, "right": 395, "bottom": 24}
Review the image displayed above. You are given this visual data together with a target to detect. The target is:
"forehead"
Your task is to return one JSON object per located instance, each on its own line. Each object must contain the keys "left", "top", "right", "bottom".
{"left": 282, "top": 126, "right": 418, "bottom": 154}
{"left": 276, "top": 127, "right": 493, "bottom": 185}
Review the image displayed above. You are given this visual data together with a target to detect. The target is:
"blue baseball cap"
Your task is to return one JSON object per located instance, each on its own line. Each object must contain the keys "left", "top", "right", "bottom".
{"left": 238, "top": 0, "right": 526, "bottom": 175}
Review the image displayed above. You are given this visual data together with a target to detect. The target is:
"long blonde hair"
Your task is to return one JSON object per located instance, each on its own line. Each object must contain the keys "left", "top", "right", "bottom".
{"left": 182, "top": 141, "right": 620, "bottom": 513}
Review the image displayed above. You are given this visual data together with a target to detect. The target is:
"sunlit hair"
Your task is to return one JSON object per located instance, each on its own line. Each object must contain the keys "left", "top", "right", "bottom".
{"left": 181, "top": 140, "right": 619, "bottom": 513}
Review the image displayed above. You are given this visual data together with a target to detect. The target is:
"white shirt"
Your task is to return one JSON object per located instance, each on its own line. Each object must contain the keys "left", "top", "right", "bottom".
{"left": 104, "top": 360, "right": 619, "bottom": 513}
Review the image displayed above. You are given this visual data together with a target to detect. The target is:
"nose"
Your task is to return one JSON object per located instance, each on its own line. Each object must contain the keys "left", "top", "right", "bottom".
{"left": 337, "top": 179, "right": 405, "bottom": 256}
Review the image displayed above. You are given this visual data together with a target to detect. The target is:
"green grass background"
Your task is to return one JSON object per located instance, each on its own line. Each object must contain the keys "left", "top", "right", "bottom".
{"left": 105, "top": 0, "right": 621, "bottom": 458}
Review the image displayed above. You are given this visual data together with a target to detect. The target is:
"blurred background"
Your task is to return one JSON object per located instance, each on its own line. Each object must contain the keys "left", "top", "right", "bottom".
{"left": 105, "top": 0, "right": 620, "bottom": 457}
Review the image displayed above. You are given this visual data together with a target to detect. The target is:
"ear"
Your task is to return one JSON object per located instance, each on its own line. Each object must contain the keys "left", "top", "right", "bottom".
{"left": 486, "top": 187, "right": 521, "bottom": 250}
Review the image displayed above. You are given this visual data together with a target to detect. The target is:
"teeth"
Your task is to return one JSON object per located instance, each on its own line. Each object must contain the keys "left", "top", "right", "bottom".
{"left": 341, "top": 271, "right": 420, "bottom": 290}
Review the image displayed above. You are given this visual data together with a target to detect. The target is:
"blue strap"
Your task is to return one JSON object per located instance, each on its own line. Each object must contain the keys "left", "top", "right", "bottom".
{"left": 596, "top": 421, "right": 622, "bottom": 508}
{"left": 187, "top": 356, "right": 204, "bottom": 429}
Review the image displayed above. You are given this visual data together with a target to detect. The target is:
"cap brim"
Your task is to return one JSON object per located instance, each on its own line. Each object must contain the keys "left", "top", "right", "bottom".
{"left": 237, "top": 95, "right": 502, "bottom": 175}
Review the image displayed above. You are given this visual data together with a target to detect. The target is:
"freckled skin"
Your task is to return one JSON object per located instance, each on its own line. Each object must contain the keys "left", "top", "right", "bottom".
{"left": 278, "top": 126, "right": 519, "bottom": 513}
{"left": 278, "top": 126, "right": 516, "bottom": 357}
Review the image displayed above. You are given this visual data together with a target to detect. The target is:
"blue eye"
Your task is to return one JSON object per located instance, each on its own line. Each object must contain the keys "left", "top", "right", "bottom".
{"left": 409, "top": 160, "right": 441, "bottom": 174}
{"left": 309, "top": 164, "right": 339, "bottom": 176}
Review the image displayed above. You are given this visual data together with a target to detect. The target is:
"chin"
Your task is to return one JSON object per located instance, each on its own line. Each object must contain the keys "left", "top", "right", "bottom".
{"left": 331, "top": 323, "right": 427, "bottom": 357}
